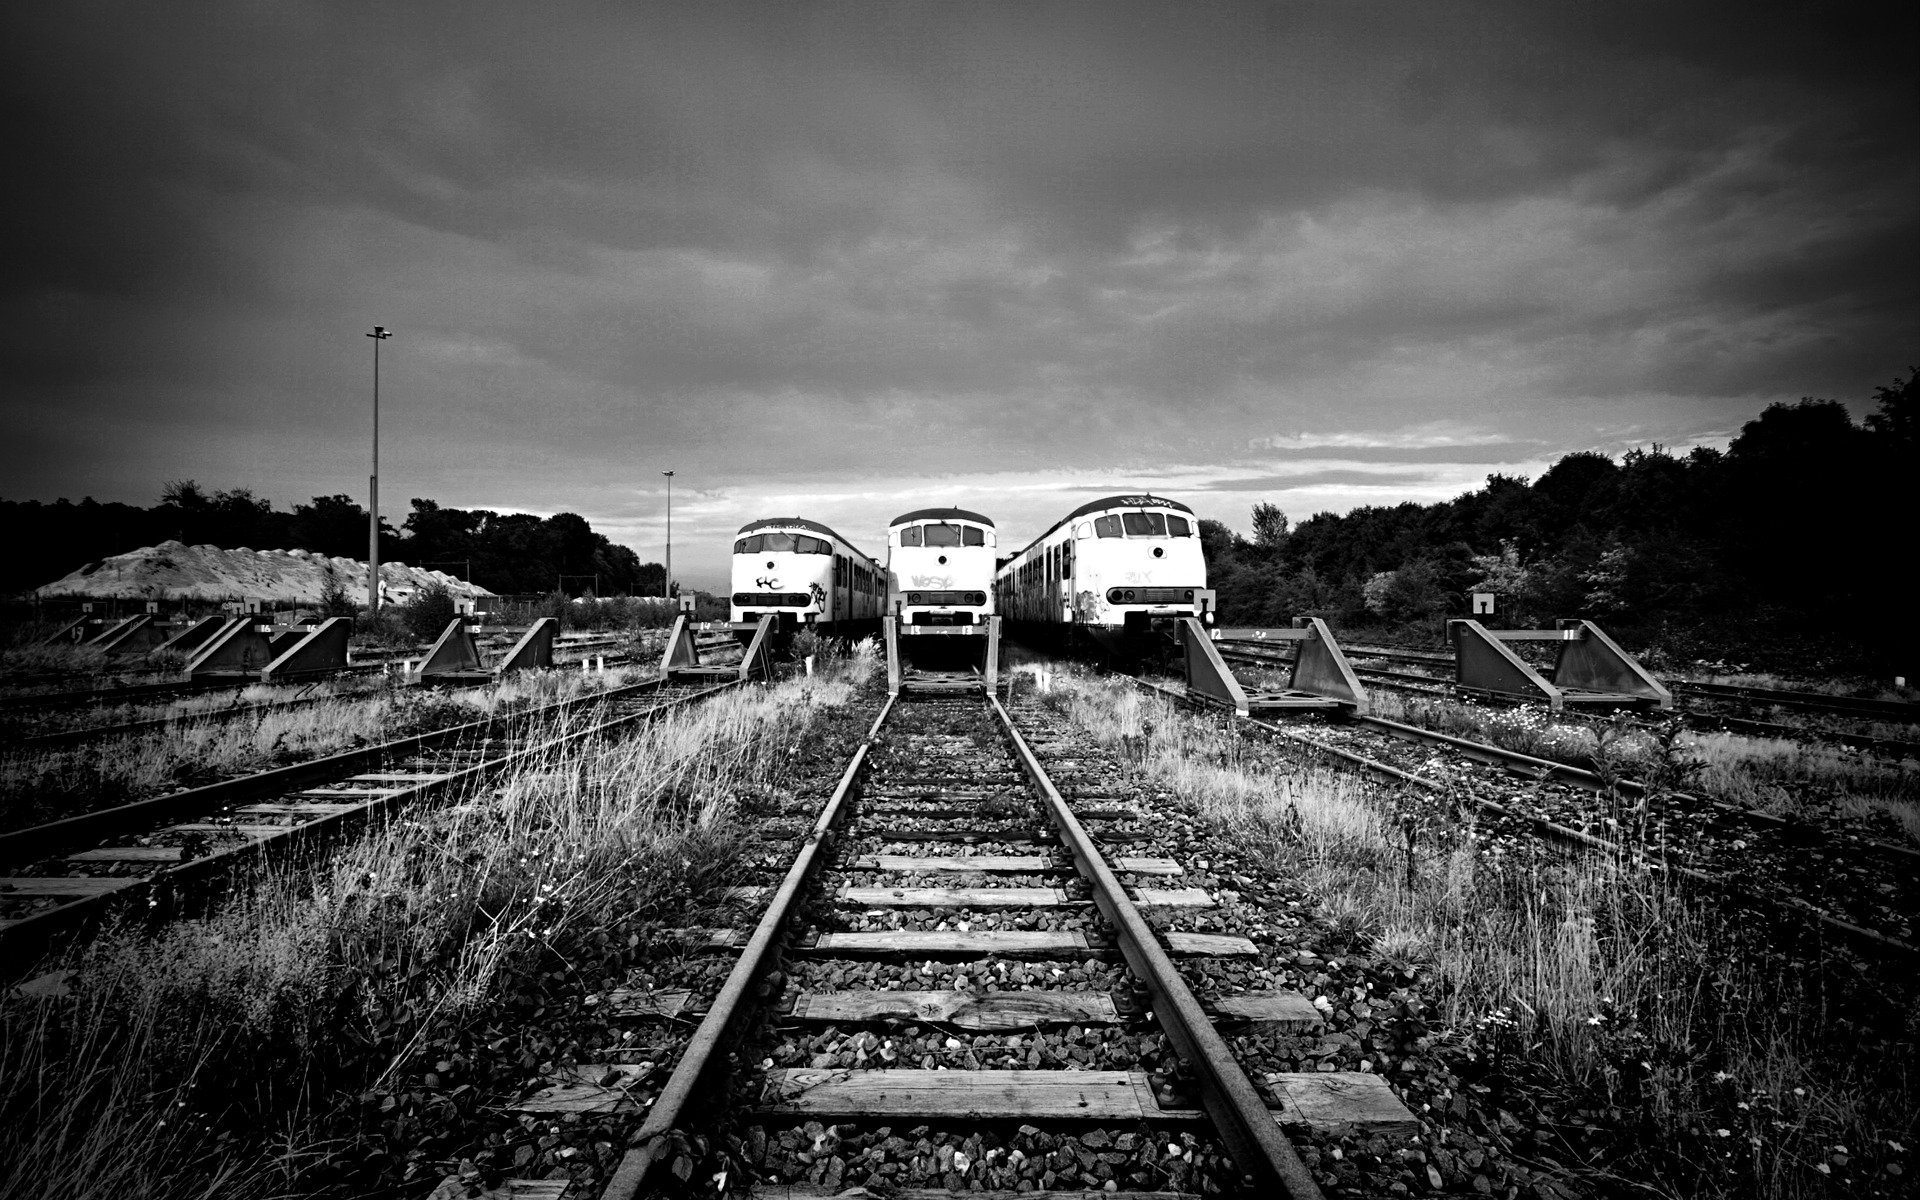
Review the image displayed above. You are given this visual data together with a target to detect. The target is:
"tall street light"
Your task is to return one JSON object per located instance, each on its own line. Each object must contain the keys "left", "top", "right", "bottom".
{"left": 662, "top": 470, "right": 674, "bottom": 600}
{"left": 366, "top": 326, "right": 392, "bottom": 614}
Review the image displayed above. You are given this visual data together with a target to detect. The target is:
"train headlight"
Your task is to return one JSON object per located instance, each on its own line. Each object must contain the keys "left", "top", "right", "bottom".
{"left": 1124, "top": 589, "right": 1136, "bottom": 601}
{"left": 910, "top": 592, "right": 923, "bottom": 604}
{"left": 1184, "top": 589, "right": 1194, "bottom": 600}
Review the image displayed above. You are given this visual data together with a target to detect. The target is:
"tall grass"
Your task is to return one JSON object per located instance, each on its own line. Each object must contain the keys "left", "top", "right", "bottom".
{"left": 0, "top": 652, "right": 874, "bottom": 1199}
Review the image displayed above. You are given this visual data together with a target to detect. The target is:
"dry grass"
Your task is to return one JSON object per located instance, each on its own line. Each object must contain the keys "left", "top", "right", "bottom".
{"left": 0, "top": 650, "right": 875, "bottom": 1199}
{"left": 1038, "top": 666, "right": 1917, "bottom": 1199}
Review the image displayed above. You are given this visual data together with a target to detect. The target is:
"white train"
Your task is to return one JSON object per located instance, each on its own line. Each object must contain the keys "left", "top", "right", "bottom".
{"left": 996, "top": 494, "right": 1212, "bottom": 650}
{"left": 730, "top": 517, "right": 883, "bottom": 633}
{"left": 886, "top": 507, "right": 996, "bottom": 627}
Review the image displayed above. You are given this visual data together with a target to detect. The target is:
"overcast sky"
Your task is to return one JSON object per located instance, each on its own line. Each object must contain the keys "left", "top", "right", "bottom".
{"left": 4, "top": 3, "right": 1913, "bottom": 589}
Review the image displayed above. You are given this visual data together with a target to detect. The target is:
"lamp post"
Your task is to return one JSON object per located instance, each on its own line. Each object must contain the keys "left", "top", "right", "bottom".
{"left": 366, "top": 326, "right": 391, "bottom": 614}
{"left": 662, "top": 470, "right": 674, "bottom": 600}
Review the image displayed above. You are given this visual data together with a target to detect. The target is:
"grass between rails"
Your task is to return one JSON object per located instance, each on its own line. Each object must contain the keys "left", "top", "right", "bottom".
{"left": 0, "top": 646, "right": 878, "bottom": 1200}
{"left": 1036, "top": 668, "right": 1916, "bottom": 1199}
{"left": 0, "top": 666, "right": 655, "bottom": 833}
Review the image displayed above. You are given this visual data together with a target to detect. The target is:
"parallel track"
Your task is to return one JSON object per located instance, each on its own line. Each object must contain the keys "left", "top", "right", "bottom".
{"left": 1137, "top": 678, "right": 1917, "bottom": 960}
{"left": 0, "top": 675, "right": 735, "bottom": 969}
{"left": 1218, "top": 641, "right": 1920, "bottom": 758}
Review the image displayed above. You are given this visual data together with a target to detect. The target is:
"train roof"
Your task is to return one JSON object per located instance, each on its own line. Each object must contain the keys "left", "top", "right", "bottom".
{"left": 735, "top": 517, "right": 875, "bottom": 561}
{"left": 1006, "top": 494, "right": 1197, "bottom": 561}
{"left": 888, "top": 507, "right": 995, "bottom": 528}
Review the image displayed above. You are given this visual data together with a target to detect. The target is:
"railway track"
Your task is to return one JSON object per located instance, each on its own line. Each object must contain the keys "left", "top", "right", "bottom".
{"left": 535, "top": 684, "right": 1437, "bottom": 1200}
{"left": 1219, "top": 641, "right": 1920, "bottom": 758}
{"left": 0, "top": 675, "right": 736, "bottom": 969}
{"left": 1, "top": 676, "right": 408, "bottom": 748}
{"left": 1334, "top": 641, "right": 1920, "bottom": 726}
{"left": 1137, "top": 678, "right": 1917, "bottom": 960}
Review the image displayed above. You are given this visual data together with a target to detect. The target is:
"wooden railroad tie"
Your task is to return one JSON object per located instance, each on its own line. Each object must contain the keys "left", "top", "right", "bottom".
{"left": 852, "top": 854, "right": 1184, "bottom": 876}
{"left": 840, "top": 886, "right": 1076, "bottom": 908}
{"left": 753, "top": 1067, "right": 1418, "bottom": 1135}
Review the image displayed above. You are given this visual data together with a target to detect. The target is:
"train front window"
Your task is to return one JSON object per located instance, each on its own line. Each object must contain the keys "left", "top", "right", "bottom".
{"left": 759, "top": 532, "right": 795, "bottom": 552}
{"left": 962, "top": 526, "right": 985, "bottom": 546}
{"left": 796, "top": 535, "right": 832, "bottom": 554}
{"left": 897, "top": 526, "right": 922, "bottom": 547}
{"left": 922, "top": 523, "right": 962, "bottom": 547}
{"left": 1094, "top": 515, "right": 1121, "bottom": 538}
{"left": 1122, "top": 511, "right": 1167, "bottom": 537}
{"left": 1167, "top": 515, "right": 1191, "bottom": 537}
{"left": 734, "top": 538, "right": 750, "bottom": 553}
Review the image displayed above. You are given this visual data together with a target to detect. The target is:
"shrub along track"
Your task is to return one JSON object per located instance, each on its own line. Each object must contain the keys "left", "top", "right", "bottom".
{"left": 1136, "top": 678, "right": 1918, "bottom": 961}
{"left": 415, "top": 684, "right": 1466, "bottom": 1200}
{"left": 0, "top": 676, "right": 737, "bottom": 971}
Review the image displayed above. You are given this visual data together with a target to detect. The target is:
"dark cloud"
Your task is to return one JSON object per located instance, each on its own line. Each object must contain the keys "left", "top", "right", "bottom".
{"left": 0, "top": 1, "right": 1912, "bottom": 587}
{"left": 1196, "top": 470, "right": 1438, "bottom": 492}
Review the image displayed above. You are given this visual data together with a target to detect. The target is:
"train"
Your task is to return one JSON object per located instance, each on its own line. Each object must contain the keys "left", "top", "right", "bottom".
{"left": 885, "top": 507, "right": 997, "bottom": 627}
{"left": 729, "top": 517, "right": 883, "bottom": 634}
{"left": 995, "top": 493, "right": 1212, "bottom": 655}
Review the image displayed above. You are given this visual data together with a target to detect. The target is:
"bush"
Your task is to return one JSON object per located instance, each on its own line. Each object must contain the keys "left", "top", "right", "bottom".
{"left": 402, "top": 584, "right": 457, "bottom": 642}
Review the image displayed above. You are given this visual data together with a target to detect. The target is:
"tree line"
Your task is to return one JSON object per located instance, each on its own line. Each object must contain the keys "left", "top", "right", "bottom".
{"left": 4, "top": 487, "right": 663, "bottom": 598}
{"left": 1199, "top": 371, "right": 1914, "bottom": 671}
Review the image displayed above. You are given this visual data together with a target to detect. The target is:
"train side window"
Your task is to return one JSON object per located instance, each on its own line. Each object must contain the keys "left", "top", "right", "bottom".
{"left": 923, "top": 523, "right": 962, "bottom": 547}
{"left": 1062, "top": 540, "right": 1072, "bottom": 576}
{"left": 1075, "top": 522, "right": 1093, "bottom": 539}
{"left": 962, "top": 526, "right": 984, "bottom": 546}
{"left": 898, "top": 526, "right": 922, "bottom": 547}
{"left": 1094, "top": 515, "right": 1121, "bottom": 538}
{"left": 1167, "top": 515, "right": 1191, "bottom": 537}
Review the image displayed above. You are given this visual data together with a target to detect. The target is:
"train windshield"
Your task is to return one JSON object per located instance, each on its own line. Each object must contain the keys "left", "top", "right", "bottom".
{"left": 1167, "top": 515, "right": 1192, "bottom": 537}
{"left": 737, "top": 532, "right": 833, "bottom": 554}
{"left": 922, "top": 523, "right": 962, "bottom": 547}
{"left": 897, "top": 526, "right": 922, "bottom": 547}
{"left": 1122, "top": 511, "right": 1167, "bottom": 536}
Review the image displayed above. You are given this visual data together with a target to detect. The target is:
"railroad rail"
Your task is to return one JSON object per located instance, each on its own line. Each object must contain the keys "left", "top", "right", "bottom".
{"left": 570, "top": 683, "right": 1432, "bottom": 1200}
{"left": 1138, "top": 678, "right": 1917, "bottom": 959}
{"left": 0, "top": 676, "right": 739, "bottom": 970}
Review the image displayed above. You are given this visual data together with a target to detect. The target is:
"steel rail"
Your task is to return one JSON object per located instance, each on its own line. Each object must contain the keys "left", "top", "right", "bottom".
{"left": 0, "top": 676, "right": 673, "bottom": 865}
{"left": 0, "top": 678, "right": 741, "bottom": 973}
{"left": 987, "top": 691, "right": 1325, "bottom": 1200}
{"left": 600, "top": 696, "right": 896, "bottom": 1200}
{"left": 1136, "top": 678, "right": 1916, "bottom": 959}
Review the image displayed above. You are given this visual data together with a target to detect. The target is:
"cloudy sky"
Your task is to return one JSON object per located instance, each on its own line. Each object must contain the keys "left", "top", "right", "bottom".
{"left": 3, "top": 3, "right": 1912, "bottom": 589}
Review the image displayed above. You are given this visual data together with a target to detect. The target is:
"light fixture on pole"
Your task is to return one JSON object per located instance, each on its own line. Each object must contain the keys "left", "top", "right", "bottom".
{"left": 662, "top": 470, "right": 674, "bottom": 600}
{"left": 366, "top": 326, "right": 392, "bottom": 614}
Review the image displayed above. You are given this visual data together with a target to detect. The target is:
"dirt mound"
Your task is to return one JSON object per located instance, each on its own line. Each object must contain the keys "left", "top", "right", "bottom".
{"left": 34, "top": 541, "right": 494, "bottom": 606}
